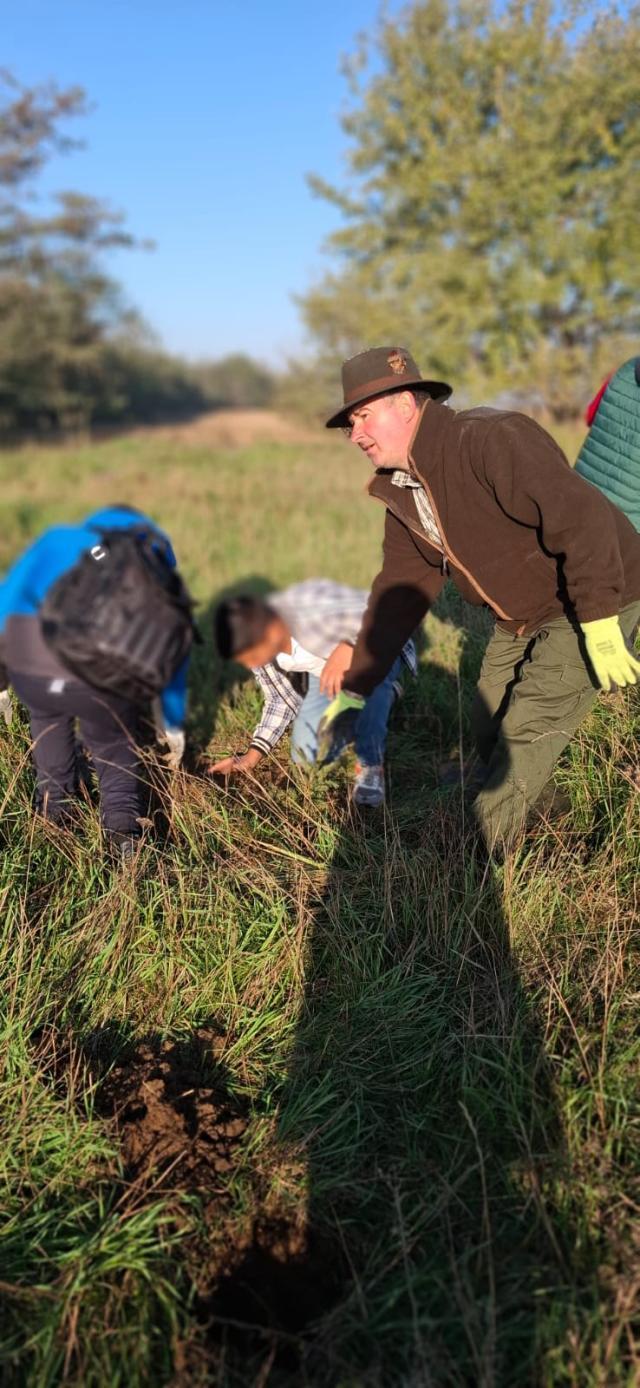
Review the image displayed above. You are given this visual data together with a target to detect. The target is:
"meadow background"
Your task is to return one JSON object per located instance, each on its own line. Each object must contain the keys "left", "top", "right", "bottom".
{"left": 2, "top": 0, "right": 640, "bottom": 1382}
{"left": 1, "top": 412, "right": 638, "bottom": 1386}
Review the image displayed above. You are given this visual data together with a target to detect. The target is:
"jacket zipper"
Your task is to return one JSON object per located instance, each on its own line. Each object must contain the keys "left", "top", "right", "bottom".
{"left": 369, "top": 466, "right": 514, "bottom": 624}
{"left": 415, "top": 473, "right": 513, "bottom": 620}
{"left": 404, "top": 413, "right": 515, "bottom": 620}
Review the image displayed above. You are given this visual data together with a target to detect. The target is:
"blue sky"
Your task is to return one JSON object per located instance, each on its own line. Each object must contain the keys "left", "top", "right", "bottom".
{"left": 3, "top": 0, "right": 398, "bottom": 364}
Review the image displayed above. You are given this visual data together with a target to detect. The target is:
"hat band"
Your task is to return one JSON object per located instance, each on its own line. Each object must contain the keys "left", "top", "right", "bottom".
{"left": 343, "top": 372, "right": 420, "bottom": 407}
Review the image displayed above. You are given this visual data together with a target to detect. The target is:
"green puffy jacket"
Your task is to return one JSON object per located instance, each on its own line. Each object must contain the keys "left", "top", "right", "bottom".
{"left": 575, "top": 357, "right": 640, "bottom": 532}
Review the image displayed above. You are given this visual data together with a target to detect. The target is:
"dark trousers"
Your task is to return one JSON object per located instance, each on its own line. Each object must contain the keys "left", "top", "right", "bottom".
{"left": 9, "top": 671, "right": 143, "bottom": 836}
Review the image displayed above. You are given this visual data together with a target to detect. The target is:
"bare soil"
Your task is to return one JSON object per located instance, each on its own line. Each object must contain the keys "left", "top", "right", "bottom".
{"left": 88, "top": 1028, "right": 344, "bottom": 1377}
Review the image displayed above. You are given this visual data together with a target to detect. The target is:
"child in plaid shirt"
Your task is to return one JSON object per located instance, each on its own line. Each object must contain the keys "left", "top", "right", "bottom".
{"left": 209, "top": 579, "right": 416, "bottom": 807}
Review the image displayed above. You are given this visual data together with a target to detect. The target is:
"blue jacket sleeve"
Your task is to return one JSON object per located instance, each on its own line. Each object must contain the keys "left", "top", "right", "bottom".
{"left": 0, "top": 539, "right": 45, "bottom": 634}
{"left": 160, "top": 655, "right": 189, "bottom": 730}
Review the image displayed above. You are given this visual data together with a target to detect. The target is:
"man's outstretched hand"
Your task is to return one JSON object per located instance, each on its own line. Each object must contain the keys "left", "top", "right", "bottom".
{"left": 317, "top": 691, "right": 365, "bottom": 764}
{"left": 581, "top": 617, "right": 640, "bottom": 691}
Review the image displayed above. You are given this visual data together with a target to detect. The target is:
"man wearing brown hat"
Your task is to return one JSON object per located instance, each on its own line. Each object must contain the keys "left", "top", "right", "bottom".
{"left": 318, "top": 346, "right": 640, "bottom": 850}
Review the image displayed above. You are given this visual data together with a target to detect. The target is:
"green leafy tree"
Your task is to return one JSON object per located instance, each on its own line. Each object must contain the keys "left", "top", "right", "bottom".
{"left": 301, "top": 1, "right": 640, "bottom": 417}
{"left": 0, "top": 71, "right": 147, "bottom": 431}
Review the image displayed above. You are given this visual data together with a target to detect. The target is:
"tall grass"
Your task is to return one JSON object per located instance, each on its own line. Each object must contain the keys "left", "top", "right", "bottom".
{"left": 0, "top": 423, "right": 638, "bottom": 1386}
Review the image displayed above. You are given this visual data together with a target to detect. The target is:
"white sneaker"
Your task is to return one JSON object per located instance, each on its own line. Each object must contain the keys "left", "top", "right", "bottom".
{"left": 352, "top": 763, "right": 385, "bottom": 808}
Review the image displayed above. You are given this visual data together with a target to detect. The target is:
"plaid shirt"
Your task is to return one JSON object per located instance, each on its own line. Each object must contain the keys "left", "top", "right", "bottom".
{"left": 249, "top": 579, "right": 417, "bottom": 755}
{"left": 391, "top": 470, "right": 444, "bottom": 550}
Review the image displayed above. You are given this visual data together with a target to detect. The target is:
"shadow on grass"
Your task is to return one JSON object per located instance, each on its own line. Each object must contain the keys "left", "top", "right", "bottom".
{"left": 200, "top": 595, "right": 575, "bottom": 1385}
{"left": 207, "top": 828, "right": 568, "bottom": 1384}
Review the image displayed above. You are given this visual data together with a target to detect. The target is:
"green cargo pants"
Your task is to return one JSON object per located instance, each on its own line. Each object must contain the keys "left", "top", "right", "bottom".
{"left": 472, "top": 601, "right": 640, "bottom": 849}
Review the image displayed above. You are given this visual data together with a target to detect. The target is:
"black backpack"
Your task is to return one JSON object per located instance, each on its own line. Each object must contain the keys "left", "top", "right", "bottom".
{"left": 40, "top": 527, "right": 198, "bottom": 703}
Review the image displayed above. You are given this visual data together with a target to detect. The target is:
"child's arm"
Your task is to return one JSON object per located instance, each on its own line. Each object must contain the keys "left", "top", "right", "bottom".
{"left": 208, "top": 663, "right": 303, "bottom": 777}
{"left": 208, "top": 746, "right": 263, "bottom": 777}
{"left": 249, "top": 663, "right": 303, "bottom": 757}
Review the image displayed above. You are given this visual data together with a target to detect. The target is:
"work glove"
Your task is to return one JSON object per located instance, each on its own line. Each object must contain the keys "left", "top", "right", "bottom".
{"left": 162, "top": 728, "right": 186, "bottom": 771}
{"left": 151, "top": 697, "right": 186, "bottom": 769}
{"left": 580, "top": 617, "right": 640, "bottom": 692}
{"left": 317, "top": 691, "right": 365, "bottom": 765}
{"left": 0, "top": 690, "right": 13, "bottom": 727}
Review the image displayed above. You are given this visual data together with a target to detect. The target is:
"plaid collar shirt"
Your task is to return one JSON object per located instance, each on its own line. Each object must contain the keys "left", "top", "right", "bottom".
{"left": 390, "top": 470, "right": 444, "bottom": 550}
{"left": 248, "top": 578, "right": 417, "bottom": 755}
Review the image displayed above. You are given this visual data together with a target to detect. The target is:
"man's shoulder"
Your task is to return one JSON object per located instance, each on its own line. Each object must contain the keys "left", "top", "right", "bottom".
{"left": 451, "top": 404, "right": 533, "bottom": 431}
{"left": 420, "top": 400, "right": 527, "bottom": 447}
{"left": 415, "top": 402, "right": 563, "bottom": 480}
{"left": 447, "top": 405, "right": 557, "bottom": 455}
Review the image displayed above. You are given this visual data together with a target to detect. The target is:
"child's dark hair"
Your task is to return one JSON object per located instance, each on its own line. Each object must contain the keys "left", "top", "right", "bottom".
{"left": 215, "top": 595, "right": 277, "bottom": 659}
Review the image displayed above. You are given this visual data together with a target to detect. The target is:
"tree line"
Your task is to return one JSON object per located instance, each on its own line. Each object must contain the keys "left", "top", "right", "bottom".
{"left": 0, "top": 72, "right": 274, "bottom": 436}
{"left": 4, "top": 0, "right": 639, "bottom": 434}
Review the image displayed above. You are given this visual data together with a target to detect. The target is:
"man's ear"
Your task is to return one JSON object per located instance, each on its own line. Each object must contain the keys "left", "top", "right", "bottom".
{"left": 396, "top": 390, "right": 419, "bottom": 421}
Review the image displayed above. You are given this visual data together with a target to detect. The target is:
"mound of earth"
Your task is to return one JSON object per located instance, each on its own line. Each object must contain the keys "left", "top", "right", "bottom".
{"left": 95, "top": 1031, "right": 248, "bottom": 1188}
{"left": 126, "top": 408, "right": 318, "bottom": 449}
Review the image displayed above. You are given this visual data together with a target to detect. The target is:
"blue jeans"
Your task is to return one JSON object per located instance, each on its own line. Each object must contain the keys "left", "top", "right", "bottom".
{"left": 290, "top": 659, "right": 403, "bottom": 767}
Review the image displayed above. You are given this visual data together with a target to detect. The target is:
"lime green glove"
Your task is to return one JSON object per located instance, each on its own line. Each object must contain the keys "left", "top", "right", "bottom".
{"left": 317, "top": 691, "right": 365, "bottom": 764}
{"left": 580, "top": 617, "right": 640, "bottom": 692}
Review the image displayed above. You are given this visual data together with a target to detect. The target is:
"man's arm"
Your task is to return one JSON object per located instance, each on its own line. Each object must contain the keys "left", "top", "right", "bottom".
{"left": 483, "top": 414, "right": 632, "bottom": 624}
{"left": 344, "top": 509, "right": 443, "bottom": 698}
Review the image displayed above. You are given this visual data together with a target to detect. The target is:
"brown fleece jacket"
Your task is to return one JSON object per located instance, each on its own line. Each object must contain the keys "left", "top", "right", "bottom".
{"left": 346, "top": 400, "right": 640, "bottom": 698}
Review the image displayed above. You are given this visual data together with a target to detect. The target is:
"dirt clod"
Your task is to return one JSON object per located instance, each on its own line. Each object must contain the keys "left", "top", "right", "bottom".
{"left": 95, "top": 1030, "right": 248, "bottom": 1187}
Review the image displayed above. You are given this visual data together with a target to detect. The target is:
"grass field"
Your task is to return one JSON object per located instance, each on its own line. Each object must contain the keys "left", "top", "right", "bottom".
{"left": 1, "top": 414, "right": 639, "bottom": 1387}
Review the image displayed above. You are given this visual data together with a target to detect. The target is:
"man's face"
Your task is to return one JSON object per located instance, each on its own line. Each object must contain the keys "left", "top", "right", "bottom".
{"left": 345, "top": 391, "right": 418, "bottom": 470}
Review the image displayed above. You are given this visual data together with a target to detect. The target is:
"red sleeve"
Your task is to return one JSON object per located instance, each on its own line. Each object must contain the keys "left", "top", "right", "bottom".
{"left": 585, "top": 375, "right": 612, "bottom": 427}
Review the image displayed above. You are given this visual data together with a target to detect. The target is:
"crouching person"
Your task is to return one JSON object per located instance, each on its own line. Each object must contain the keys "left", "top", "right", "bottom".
{"left": 209, "top": 579, "right": 416, "bottom": 807}
{"left": 0, "top": 505, "right": 195, "bottom": 862}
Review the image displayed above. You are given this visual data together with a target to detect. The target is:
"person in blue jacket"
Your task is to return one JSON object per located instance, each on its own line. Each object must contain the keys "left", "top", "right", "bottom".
{"left": 0, "top": 505, "right": 188, "bottom": 858}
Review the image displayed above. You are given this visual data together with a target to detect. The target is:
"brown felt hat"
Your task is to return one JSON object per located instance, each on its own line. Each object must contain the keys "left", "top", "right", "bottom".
{"left": 326, "top": 346, "right": 452, "bottom": 429}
